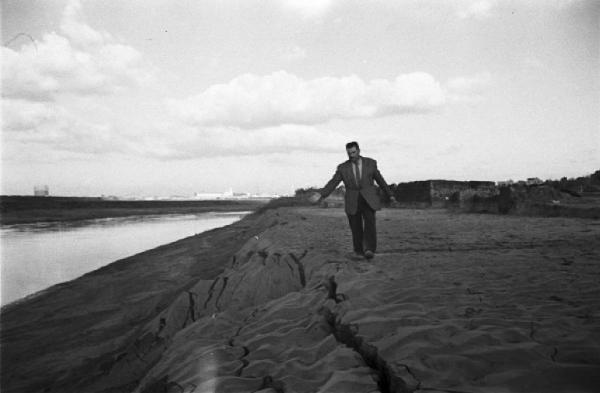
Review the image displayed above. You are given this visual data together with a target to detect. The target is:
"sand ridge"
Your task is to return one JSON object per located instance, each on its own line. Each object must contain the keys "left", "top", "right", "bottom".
{"left": 132, "top": 208, "right": 600, "bottom": 393}
{"left": 2, "top": 207, "right": 599, "bottom": 392}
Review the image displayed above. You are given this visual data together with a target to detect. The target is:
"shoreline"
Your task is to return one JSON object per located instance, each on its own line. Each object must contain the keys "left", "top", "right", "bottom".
{"left": 1, "top": 207, "right": 276, "bottom": 392}
{"left": 2, "top": 205, "right": 599, "bottom": 392}
{"left": 0, "top": 209, "right": 253, "bottom": 229}
{"left": 1, "top": 211, "right": 253, "bottom": 307}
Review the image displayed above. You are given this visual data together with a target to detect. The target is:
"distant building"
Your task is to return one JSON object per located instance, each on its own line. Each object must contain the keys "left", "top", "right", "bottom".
{"left": 193, "top": 192, "right": 227, "bottom": 200}
{"left": 34, "top": 185, "right": 49, "bottom": 196}
{"left": 192, "top": 189, "right": 278, "bottom": 200}
{"left": 233, "top": 192, "right": 251, "bottom": 198}
{"left": 527, "top": 177, "right": 543, "bottom": 185}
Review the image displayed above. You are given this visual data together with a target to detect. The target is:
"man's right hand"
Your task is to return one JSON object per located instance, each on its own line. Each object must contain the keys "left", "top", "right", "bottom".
{"left": 308, "top": 192, "right": 321, "bottom": 204}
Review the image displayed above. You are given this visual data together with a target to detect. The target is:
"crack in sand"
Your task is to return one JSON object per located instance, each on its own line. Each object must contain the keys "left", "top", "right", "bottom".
{"left": 157, "top": 317, "right": 166, "bottom": 335}
{"left": 252, "top": 375, "right": 285, "bottom": 393}
{"left": 225, "top": 309, "right": 287, "bottom": 392}
{"left": 202, "top": 277, "right": 221, "bottom": 309}
{"left": 319, "top": 276, "right": 408, "bottom": 393}
{"left": 215, "top": 276, "right": 229, "bottom": 311}
{"left": 181, "top": 292, "right": 197, "bottom": 328}
{"left": 320, "top": 304, "right": 400, "bottom": 393}
{"left": 234, "top": 347, "right": 250, "bottom": 377}
{"left": 289, "top": 250, "right": 308, "bottom": 287}
{"left": 229, "top": 308, "right": 259, "bottom": 378}
{"left": 395, "top": 363, "right": 421, "bottom": 390}
{"left": 318, "top": 275, "right": 483, "bottom": 393}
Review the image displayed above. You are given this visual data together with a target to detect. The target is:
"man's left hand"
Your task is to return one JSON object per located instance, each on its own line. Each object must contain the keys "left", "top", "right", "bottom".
{"left": 388, "top": 196, "right": 397, "bottom": 207}
{"left": 308, "top": 192, "right": 322, "bottom": 204}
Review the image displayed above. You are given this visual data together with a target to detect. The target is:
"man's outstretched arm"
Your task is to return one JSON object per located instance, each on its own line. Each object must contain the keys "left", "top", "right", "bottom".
{"left": 310, "top": 169, "right": 342, "bottom": 203}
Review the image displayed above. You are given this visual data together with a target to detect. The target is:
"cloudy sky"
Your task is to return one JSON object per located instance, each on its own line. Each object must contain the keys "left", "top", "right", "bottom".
{"left": 2, "top": 0, "right": 598, "bottom": 197}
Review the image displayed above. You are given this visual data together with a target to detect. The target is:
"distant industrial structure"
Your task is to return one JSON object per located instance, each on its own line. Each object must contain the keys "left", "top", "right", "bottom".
{"left": 33, "top": 185, "right": 49, "bottom": 196}
{"left": 113, "top": 188, "right": 280, "bottom": 201}
{"left": 193, "top": 188, "right": 235, "bottom": 200}
{"left": 192, "top": 188, "right": 277, "bottom": 200}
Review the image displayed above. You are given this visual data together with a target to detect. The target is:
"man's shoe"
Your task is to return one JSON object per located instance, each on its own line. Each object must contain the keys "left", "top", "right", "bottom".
{"left": 364, "top": 250, "right": 374, "bottom": 260}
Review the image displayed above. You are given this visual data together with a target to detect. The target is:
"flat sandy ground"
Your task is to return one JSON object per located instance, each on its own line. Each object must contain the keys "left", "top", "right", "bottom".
{"left": 2, "top": 207, "right": 599, "bottom": 392}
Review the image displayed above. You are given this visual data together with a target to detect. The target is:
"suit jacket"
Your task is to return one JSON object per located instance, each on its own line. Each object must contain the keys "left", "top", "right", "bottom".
{"left": 320, "top": 156, "right": 393, "bottom": 215}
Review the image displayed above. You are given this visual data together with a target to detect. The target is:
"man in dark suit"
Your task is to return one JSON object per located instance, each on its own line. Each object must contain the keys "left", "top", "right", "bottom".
{"left": 310, "top": 141, "right": 395, "bottom": 260}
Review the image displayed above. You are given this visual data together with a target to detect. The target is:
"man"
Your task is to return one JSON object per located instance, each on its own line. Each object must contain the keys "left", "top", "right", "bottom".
{"left": 310, "top": 141, "right": 395, "bottom": 260}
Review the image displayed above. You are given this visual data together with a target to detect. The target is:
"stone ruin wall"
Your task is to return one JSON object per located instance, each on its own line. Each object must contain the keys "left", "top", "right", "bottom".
{"left": 393, "top": 180, "right": 497, "bottom": 207}
{"left": 430, "top": 180, "right": 496, "bottom": 207}
{"left": 391, "top": 179, "right": 599, "bottom": 218}
{"left": 393, "top": 181, "right": 433, "bottom": 207}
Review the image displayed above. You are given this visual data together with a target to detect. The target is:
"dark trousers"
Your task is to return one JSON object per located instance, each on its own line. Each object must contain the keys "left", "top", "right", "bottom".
{"left": 347, "top": 193, "right": 376, "bottom": 254}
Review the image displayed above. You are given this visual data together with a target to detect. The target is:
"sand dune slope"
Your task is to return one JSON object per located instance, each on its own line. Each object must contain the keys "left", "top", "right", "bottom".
{"left": 131, "top": 208, "right": 600, "bottom": 393}
{"left": 2, "top": 207, "right": 599, "bottom": 393}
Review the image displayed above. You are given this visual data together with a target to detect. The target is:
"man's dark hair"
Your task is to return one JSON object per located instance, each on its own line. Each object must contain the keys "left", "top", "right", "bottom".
{"left": 346, "top": 141, "right": 359, "bottom": 150}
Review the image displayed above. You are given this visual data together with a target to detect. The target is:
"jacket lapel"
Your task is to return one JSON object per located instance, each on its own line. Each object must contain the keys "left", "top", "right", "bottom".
{"left": 343, "top": 161, "right": 356, "bottom": 187}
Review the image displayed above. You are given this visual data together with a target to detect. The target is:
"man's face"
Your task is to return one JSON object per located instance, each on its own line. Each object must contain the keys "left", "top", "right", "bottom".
{"left": 346, "top": 147, "right": 360, "bottom": 162}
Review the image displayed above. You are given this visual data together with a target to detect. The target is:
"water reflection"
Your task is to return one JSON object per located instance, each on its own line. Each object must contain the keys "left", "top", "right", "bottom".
{"left": 1, "top": 212, "right": 249, "bottom": 305}
{"left": 2, "top": 212, "right": 251, "bottom": 233}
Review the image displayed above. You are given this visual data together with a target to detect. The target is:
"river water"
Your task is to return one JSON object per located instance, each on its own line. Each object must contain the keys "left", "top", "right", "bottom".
{"left": 0, "top": 211, "right": 249, "bottom": 306}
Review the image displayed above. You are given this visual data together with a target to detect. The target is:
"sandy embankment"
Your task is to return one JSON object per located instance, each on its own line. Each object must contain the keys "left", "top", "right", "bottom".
{"left": 2, "top": 206, "right": 600, "bottom": 392}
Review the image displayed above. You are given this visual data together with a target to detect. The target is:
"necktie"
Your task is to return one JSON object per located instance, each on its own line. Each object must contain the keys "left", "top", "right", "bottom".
{"left": 354, "top": 162, "right": 361, "bottom": 185}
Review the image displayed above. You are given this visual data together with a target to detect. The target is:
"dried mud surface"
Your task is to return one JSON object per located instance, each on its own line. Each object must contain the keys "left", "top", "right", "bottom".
{"left": 2, "top": 207, "right": 599, "bottom": 393}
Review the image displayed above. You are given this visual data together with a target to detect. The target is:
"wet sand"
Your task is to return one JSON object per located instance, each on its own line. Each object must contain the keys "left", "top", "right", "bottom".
{"left": 2, "top": 207, "right": 599, "bottom": 392}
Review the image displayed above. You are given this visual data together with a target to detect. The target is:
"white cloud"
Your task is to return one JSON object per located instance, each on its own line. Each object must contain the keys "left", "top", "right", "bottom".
{"left": 1, "top": 99, "right": 63, "bottom": 132}
{"left": 447, "top": 72, "right": 492, "bottom": 92}
{"left": 281, "top": 0, "right": 334, "bottom": 17}
{"left": 455, "top": 0, "right": 498, "bottom": 19}
{"left": 446, "top": 72, "right": 492, "bottom": 102}
{"left": 523, "top": 0, "right": 588, "bottom": 9}
{"left": 1, "top": 96, "right": 343, "bottom": 160}
{"left": 167, "top": 71, "right": 445, "bottom": 129}
{"left": 282, "top": 45, "right": 307, "bottom": 62}
{"left": 1, "top": 0, "right": 153, "bottom": 101}
{"left": 2, "top": 98, "right": 130, "bottom": 156}
{"left": 136, "top": 124, "right": 344, "bottom": 160}
{"left": 60, "top": 0, "right": 111, "bottom": 46}
{"left": 452, "top": 0, "right": 589, "bottom": 18}
{"left": 522, "top": 57, "right": 548, "bottom": 71}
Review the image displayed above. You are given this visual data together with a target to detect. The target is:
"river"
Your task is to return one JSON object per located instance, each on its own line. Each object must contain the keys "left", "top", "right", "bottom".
{"left": 0, "top": 211, "right": 249, "bottom": 306}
